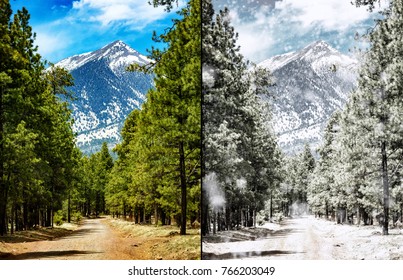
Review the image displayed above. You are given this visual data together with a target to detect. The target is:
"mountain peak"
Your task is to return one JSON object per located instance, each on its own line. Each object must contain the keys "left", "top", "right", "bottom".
{"left": 53, "top": 40, "right": 155, "bottom": 154}
{"left": 257, "top": 40, "right": 358, "bottom": 155}
{"left": 55, "top": 40, "right": 151, "bottom": 72}
{"left": 306, "top": 40, "right": 332, "bottom": 49}
{"left": 107, "top": 40, "right": 125, "bottom": 46}
{"left": 258, "top": 40, "right": 348, "bottom": 72}
{"left": 300, "top": 40, "right": 337, "bottom": 59}
{"left": 100, "top": 40, "right": 133, "bottom": 53}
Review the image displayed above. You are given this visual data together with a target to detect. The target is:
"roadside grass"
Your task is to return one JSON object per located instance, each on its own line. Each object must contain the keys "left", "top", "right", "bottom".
{"left": 0, "top": 222, "right": 80, "bottom": 258}
{"left": 0, "top": 222, "right": 79, "bottom": 243}
{"left": 104, "top": 216, "right": 201, "bottom": 260}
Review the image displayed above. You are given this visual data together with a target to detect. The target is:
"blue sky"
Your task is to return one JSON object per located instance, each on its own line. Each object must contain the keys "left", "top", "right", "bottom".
{"left": 213, "top": 0, "right": 387, "bottom": 63}
{"left": 10, "top": 0, "right": 184, "bottom": 63}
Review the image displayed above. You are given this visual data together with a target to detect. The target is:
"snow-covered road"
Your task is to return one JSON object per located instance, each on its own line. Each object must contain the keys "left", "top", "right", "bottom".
{"left": 202, "top": 216, "right": 403, "bottom": 260}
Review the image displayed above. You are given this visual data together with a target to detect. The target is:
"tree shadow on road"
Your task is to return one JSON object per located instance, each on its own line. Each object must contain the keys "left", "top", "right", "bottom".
{"left": 1, "top": 250, "right": 101, "bottom": 260}
{"left": 0, "top": 218, "right": 105, "bottom": 244}
{"left": 0, "top": 228, "right": 74, "bottom": 243}
{"left": 57, "top": 227, "right": 101, "bottom": 240}
{"left": 202, "top": 249, "right": 305, "bottom": 260}
{"left": 203, "top": 227, "right": 304, "bottom": 243}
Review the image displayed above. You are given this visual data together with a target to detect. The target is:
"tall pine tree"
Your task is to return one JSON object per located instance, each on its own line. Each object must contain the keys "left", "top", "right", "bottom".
{"left": 351, "top": 0, "right": 403, "bottom": 234}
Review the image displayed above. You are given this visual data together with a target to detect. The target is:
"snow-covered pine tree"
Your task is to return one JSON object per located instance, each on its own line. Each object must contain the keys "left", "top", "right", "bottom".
{"left": 339, "top": 93, "right": 381, "bottom": 225}
{"left": 352, "top": 0, "right": 383, "bottom": 11}
{"left": 347, "top": 0, "right": 403, "bottom": 234}
{"left": 202, "top": 0, "right": 248, "bottom": 233}
{"left": 308, "top": 112, "right": 341, "bottom": 220}
{"left": 298, "top": 144, "right": 315, "bottom": 205}
{"left": 282, "top": 143, "right": 314, "bottom": 217}
{"left": 202, "top": 0, "right": 279, "bottom": 233}
{"left": 240, "top": 66, "right": 279, "bottom": 227}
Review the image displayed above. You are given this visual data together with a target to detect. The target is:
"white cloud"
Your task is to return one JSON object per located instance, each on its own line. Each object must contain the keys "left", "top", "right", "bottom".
{"left": 228, "top": 8, "right": 274, "bottom": 63}
{"left": 35, "top": 29, "right": 73, "bottom": 62}
{"left": 71, "top": 0, "right": 177, "bottom": 28}
{"left": 274, "top": 0, "right": 379, "bottom": 31}
{"left": 224, "top": 0, "right": 386, "bottom": 62}
{"left": 33, "top": 0, "right": 185, "bottom": 62}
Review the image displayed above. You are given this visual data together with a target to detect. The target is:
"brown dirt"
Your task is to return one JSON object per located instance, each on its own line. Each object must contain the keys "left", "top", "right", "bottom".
{"left": 0, "top": 217, "right": 199, "bottom": 260}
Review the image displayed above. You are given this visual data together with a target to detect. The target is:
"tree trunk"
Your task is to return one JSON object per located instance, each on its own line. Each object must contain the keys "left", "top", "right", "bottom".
{"left": 212, "top": 210, "right": 216, "bottom": 234}
{"left": 10, "top": 204, "right": 14, "bottom": 234}
{"left": 270, "top": 190, "right": 273, "bottom": 220}
{"left": 325, "top": 202, "right": 329, "bottom": 220}
{"left": 253, "top": 208, "right": 256, "bottom": 227}
{"left": 381, "top": 141, "right": 389, "bottom": 235}
{"left": 226, "top": 207, "right": 231, "bottom": 230}
{"left": 217, "top": 212, "right": 221, "bottom": 231}
{"left": 154, "top": 204, "right": 158, "bottom": 225}
{"left": 201, "top": 188, "right": 209, "bottom": 235}
{"left": 0, "top": 187, "right": 6, "bottom": 235}
{"left": 67, "top": 190, "right": 71, "bottom": 223}
{"left": 179, "top": 141, "right": 187, "bottom": 235}
{"left": 160, "top": 209, "right": 166, "bottom": 226}
{"left": 46, "top": 207, "right": 51, "bottom": 227}
{"left": 357, "top": 206, "right": 361, "bottom": 225}
{"left": 0, "top": 82, "right": 6, "bottom": 235}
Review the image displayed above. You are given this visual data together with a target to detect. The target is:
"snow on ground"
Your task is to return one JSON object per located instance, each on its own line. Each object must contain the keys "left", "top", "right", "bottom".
{"left": 202, "top": 216, "right": 403, "bottom": 260}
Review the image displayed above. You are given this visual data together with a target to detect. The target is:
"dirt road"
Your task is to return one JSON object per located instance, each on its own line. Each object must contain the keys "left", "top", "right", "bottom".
{"left": 203, "top": 216, "right": 331, "bottom": 259}
{"left": 202, "top": 215, "right": 403, "bottom": 260}
{"left": 2, "top": 218, "right": 152, "bottom": 260}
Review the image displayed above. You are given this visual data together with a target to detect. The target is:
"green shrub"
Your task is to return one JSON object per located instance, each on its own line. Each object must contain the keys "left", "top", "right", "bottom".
{"left": 54, "top": 210, "right": 64, "bottom": 226}
{"left": 72, "top": 212, "right": 82, "bottom": 223}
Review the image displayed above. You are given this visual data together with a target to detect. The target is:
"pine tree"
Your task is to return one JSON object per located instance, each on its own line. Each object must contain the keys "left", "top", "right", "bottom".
{"left": 93, "top": 142, "right": 113, "bottom": 216}
{"left": 307, "top": 112, "right": 340, "bottom": 219}
{"left": 0, "top": 1, "right": 81, "bottom": 233}
{"left": 283, "top": 144, "right": 315, "bottom": 217}
{"left": 202, "top": 0, "right": 249, "bottom": 232}
{"left": 0, "top": 0, "right": 13, "bottom": 234}
{"left": 202, "top": 0, "right": 279, "bottom": 233}
{"left": 318, "top": 0, "right": 403, "bottom": 233}
{"left": 351, "top": 0, "right": 403, "bottom": 234}
{"left": 125, "top": 0, "right": 201, "bottom": 234}
{"left": 0, "top": 3, "right": 47, "bottom": 234}
{"left": 352, "top": 0, "right": 382, "bottom": 11}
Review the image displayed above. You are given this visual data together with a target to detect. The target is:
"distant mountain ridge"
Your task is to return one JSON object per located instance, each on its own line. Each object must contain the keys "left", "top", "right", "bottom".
{"left": 258, "top": 41, "right": 358, "bottom": 155}
{"left": 57, "top": 40, "right": 357, "bottom": 156}
{"left": 55, "top": 40, "right": 154, "bottom": 154}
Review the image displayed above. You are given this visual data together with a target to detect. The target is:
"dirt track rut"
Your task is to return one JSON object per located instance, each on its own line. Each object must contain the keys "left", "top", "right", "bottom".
{"left": 4, "top": 218, "right": 147, "bottom": 260}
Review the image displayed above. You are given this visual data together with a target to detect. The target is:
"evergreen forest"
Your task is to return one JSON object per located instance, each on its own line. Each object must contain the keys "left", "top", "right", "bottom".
{"left": 202, "top": 0, "right": 403, "bottom": 237}
{"left": 0, "top": 0, "right": 200, "bottom": 237}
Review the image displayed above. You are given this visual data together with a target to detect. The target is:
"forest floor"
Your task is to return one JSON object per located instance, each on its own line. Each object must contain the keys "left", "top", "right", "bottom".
{"left": 0, "top": 216, "right": 200, "bottom": 260}
{"left": 202, "top": 215, "right": 403, "bottom": 260}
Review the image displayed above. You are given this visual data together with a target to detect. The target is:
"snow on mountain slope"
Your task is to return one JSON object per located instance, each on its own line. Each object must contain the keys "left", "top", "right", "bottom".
{"left": 57, "top": 40, "right": 151, "bottom": 73}
{"left": 55, "top": 40, "right": 154, "bottom": 154}
{"left": 258, "top": 41, "right": 358, "bottom": 155}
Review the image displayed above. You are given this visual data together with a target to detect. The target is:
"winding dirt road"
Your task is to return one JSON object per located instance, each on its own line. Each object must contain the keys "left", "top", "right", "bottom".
{"left": 2, "top": 218, "right": 152, "bottom": 260}
{"left": 203, "top": 215, "right": 403, "bottom": 260}
{"left": 258, "top": 216, "right": 334, "bottom": 259}
{"left": 203, "top": 216, "right": 333, "bottom": 260}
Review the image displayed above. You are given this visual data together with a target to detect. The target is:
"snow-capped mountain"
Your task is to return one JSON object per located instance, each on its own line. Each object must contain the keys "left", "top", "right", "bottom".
{"left": 258, "top": 41, "right": 358, "bottom": 155}
{"left": 55, "top": 40, "right": 154, "bottom": 154}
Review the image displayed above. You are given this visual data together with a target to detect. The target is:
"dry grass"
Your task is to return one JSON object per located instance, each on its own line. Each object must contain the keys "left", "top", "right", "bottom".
{"left": 0, "top": 223, "right": 79, "bottom": 243}
{"left": 104, "top": 217, "right": 201, "bottom": 260}
{"left": 0, "top": 223, "right": 80, "bottom": 259}
{"left": 0, "top": 218, "right": 201, "bottom": 260}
